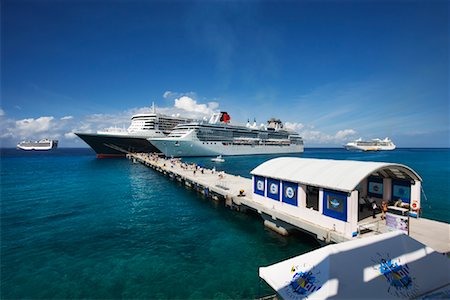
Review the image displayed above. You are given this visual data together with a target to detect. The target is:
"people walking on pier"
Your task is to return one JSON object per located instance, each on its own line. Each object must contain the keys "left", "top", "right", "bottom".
{"left": 381, "top": 201, "right": 388, "bottom": 220}
{"left": 372, "top": 201, "right": 377, "bottom": 219}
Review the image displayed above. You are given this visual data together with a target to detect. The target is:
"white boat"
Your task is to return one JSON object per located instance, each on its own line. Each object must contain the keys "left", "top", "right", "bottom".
{"left": 17, "top": 139, "right": 58, "bottom": 151}
{"left": 344, "top": 137, "right": 396, "bottom": 151}
{"left": 211, "top": 155, "right": 225, "bottom": 162}
{"left": 149, "top": 112, "right": 304, "bottom": 157}
{"left": 75, "top": 103, "right": 197, "bottom": 158}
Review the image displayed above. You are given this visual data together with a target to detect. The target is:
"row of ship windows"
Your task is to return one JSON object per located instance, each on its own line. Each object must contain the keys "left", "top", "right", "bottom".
{"left": 197, "top": 132, "right": 290, "bottom": 139}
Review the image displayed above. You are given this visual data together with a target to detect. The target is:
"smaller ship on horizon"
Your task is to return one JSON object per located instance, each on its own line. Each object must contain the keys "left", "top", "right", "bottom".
{"left": 344, "top": 137, "right": 396, "bottom": 151}
{"left": 17, "top": 139, "right": 58, "bottom": 151}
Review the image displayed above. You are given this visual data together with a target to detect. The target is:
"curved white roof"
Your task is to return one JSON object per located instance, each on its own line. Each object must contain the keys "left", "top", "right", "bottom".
{"left": 250, "top": 157, "right": 422, "bottom": 193}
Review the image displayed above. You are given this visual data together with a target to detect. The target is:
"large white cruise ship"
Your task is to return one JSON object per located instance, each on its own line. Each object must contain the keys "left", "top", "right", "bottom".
{"left": 149, "top": 112, "right": 304, "bottom": 157}
{"left": 17, "top": 139, "right": 58, "bottom": 151}
{"left": 344, "top": 138, "right": 396, "bottom": 151}
{"left": 75, "top": 104, "right": 196, "bottom": 158}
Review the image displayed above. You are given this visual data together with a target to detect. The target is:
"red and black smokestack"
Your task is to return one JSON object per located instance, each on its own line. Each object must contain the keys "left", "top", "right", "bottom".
{"left": 220, "top": 112, "right": 231, "bottom": 123}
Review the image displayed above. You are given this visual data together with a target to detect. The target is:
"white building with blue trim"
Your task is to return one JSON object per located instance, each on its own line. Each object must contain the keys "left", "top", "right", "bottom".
{"left": 250, "top": 157, "right": 422, "bottom": 239}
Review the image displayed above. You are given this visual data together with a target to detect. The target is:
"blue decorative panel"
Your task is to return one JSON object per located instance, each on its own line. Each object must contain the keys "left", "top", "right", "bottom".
{"left": 253, "top": 176, "right": 265, "bottom": 196}
{"left": 392, "top": 180, "right": 411, "bottom": 203}
{"left": 367, "top": 176, "right": 383, "bottom": 198}
{"left": 266, "top": 178, "right": 280, "bottom": 201}
{"left": 323, "top": 190, "right": 347, "bottom": 222}
{"left": 282, "top": 181, "right": 298, "bottom": 206}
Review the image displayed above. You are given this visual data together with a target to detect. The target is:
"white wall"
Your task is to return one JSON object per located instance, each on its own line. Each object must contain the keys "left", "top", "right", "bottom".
{"left": 252, "top": 177, "right": 358, "bottom": 239}
{"left": 410, "top": 180, "right": 421, "bottom": 209}
{"left": 347, "top": 190, "right": 359, "bottom": 236}
{"left": 383, "top": 178, "right": 392, "bottom": 201}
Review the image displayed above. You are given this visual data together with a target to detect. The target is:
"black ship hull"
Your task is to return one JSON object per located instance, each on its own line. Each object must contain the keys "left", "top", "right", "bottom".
{"left": 75, "top": 133, "right": 159, "bottom": 158}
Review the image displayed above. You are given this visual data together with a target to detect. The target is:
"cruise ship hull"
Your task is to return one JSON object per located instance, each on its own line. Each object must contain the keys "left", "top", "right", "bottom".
{"left": 75, "top": 133, "right": 160, "bottom": 158}
{"left": 149, "top": 138, "right": 304, "bottom": 157}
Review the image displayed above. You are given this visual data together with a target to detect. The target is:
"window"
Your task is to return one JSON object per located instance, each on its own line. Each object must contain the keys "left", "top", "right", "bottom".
{"left": 306, "top": 186, "right": 319, "bottom": 211}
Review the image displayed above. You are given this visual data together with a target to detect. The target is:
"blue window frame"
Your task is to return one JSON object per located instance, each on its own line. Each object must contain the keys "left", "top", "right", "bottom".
{"left": 253, "top": 176, "right": 265, "bottom": 196}
{"left": 367, "top": 176, "right": 383, "bottom": 198}
{"left": 392, "top": 180, "right": 411, "bottom": 203}
{"left": 267, "top": 178, "right": 280, "bottom": 201}
{"left": 323, "top": 190, "right": 347, "bottom": 222}
{"left": 282, "top": 180, "right": 298, "bottom": 206}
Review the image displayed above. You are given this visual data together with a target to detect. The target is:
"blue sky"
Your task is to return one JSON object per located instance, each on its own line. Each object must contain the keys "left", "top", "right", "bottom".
{"left": 1, "top": 0, "right": 448, "bottom": 147}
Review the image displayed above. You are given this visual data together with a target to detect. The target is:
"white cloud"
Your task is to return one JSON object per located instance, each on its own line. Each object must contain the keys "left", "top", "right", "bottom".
{"left": 61, "top": 116, "right": 73, "bottom": 120}
{"left": 174, "top": 96, "right": 219, "bottom": 116}
{"left": 288, "top": 122, "right": 357, "bottom": 145}
{"left": 64, "top": 132, "right": 77, "bottom": 139}
{"left": 16, "top": 116, "right": 54, "bottom": 135}
{"left": 0, "top": 116, "right": 63, "bottom": 143}
{"left": 335, "top": 129, "right": 357, "bottom": 140}
{"left": 0, "top": 108, "right": 4, "bottom": 117}
{"left": 163, "top": 91, "right": 173, "bottom": 99}
{"left": 284, "top": 122, "right": 304, "bottom": 131}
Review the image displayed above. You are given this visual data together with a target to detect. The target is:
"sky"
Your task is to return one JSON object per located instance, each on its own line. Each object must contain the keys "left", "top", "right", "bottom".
{"left": 1, "top": 0, "right": 448, "bottom": 147}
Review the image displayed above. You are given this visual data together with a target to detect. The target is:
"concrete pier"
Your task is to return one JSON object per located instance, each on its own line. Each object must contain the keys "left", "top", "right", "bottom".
{"left": 128, "top": 152, "right": 450, "bottom": 253}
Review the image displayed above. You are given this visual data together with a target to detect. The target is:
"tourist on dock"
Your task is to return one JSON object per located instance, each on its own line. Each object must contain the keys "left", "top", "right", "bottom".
{"left": 372, "top": 201, "right": 377, "bottom": 218}
{"left": 381, "top": 201, "right": 388, "bottom": 220}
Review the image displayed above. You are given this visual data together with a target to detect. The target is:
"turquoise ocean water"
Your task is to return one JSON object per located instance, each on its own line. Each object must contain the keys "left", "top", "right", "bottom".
{"left": 1, "top": 148, "right": 449, "bottom": 299}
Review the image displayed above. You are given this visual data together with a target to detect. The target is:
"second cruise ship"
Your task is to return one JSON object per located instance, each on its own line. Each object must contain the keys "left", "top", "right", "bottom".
{"left": 149, "top": 112, "right": 304, "bottom": 157}
{"left": 344, "top": 137, "right": 396, "bottom": 151}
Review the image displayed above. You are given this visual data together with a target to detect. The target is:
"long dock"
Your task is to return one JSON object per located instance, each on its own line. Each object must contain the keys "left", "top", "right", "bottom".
{"left": 128, "top": 152, "right": 450, "bottom": 253}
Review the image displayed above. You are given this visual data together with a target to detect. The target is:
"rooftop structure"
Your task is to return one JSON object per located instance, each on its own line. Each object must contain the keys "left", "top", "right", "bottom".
{"left": 259, "top": 231, "right": 450, "bottom": 299}
{"left": 250, "top": 157, "right": 423, "bottom": 239}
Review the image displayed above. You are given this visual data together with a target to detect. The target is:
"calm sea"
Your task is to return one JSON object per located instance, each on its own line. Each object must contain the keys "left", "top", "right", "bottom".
{"left": 1, "top": 148, "right": 449, "bottom": 299}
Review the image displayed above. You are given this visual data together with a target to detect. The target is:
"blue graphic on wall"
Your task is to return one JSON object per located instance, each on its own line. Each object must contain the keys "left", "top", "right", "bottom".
{"left": 330, "top": 198, "right": 340, "bottom": 209}
{"left": 392, "top": 181, "right": 411, "bottom": 203}
{"left": 323, "top": 190, "right": 347, "bottom": 221}
{"left": 267, "top": 178, "right": 280, "bottom": 201}
{"left": 282, "top": 181, "right": 298, "bottom": 206}
{"left": 287, "top": 263, "right": 322, "bottom": 298}
{"left": 369, "top": 182, "right": 383, "bottom": 195}
{"left": 368, "top": 177, "right": 383, "bottom": 197}
{"left": 371, "top": 253, "right": 419, "bottom": 298}
{"left": 253, "top": 176, "right": 265, "bottom": 196}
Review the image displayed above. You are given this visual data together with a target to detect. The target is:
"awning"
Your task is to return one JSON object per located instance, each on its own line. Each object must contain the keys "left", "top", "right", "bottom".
{"left": 259, "top": 231, "right": 449, "bottom": 299}
{"left": 251, "top": 157, "right": 422, "bottom": 193}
